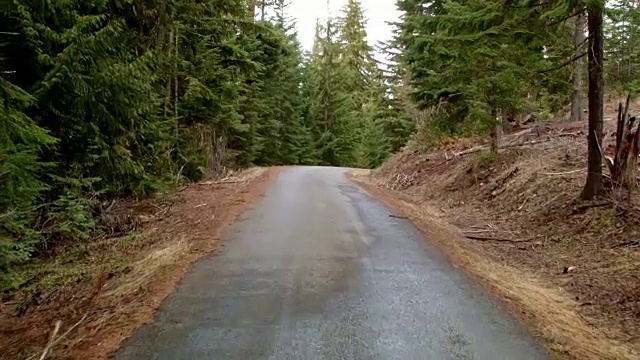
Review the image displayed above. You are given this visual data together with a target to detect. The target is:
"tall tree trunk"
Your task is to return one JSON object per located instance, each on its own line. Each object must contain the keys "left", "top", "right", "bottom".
{"left": 581, "top": 6, "right": 605, "bottom": 200}
{"left": 249, "top": 0, "right": 256, "bottom": 19}
{"left": 164, "top": 28, "right": 174, "bottom": 119}
{"left": 174, "top": 26, "right": 179, "bottom": 137}
{"left": 324, "top": 12, "right": 332, "bottom": 131}
{"left": 571, "top": 12, "right": 586, "bottom": 123}
{"left": 490, "top": 109, "right": 500, "bottom": 154}
{"left": 261, "top": 0, "right": 266, "bottom": 21}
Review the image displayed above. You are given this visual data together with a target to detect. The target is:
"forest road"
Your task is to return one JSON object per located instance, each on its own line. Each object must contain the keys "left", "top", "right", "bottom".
{"left": 115, "top": 166, "right": 549, "bottom": 360}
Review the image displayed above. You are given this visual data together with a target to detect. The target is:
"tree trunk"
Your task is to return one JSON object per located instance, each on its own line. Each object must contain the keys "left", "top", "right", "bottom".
{"left": 164, "top": 28, "right": 174, "bottom": 119}
{"left": 249, "top": 0, "right": 256, "bottom": 19}
{"left": 571, "top": 12, "right": 586, "bottom": 123}
{"left": 490, "top": 109, "right": 500, "bottom": 154}
{"left": 174, "top": 26, "right": 179, "bottom": 137}
{"left": 580, "top": 6, "right": 605, "bottom": 200}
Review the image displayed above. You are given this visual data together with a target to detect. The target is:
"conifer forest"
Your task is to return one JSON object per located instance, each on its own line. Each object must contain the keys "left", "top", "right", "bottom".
{"left": 1, "top": 0, "right": 639, "bottom": 293}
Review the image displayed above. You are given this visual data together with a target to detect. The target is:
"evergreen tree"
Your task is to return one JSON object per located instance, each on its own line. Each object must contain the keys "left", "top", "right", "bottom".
{"left": 337, "top": 0, "right": 400, "bottom": 166}
{"left": 0, "top": 0, "right": 318, "bottom": 288}
{"left": 272, "top": 0, "right": 297, "bottom": 32}
{"left": 0, "top": 2, "right": 56, "bottom": 288}
{"left": 304, "top": 19, "right": 355, "bottom": 166}
{"left": 354, "top": 102, "right": 392, "bottom": 168}
{"left": 605, "top": 0, "right": 640, "bottom": 91}
{"left": 0, "top": 77, "right": 56, "bottom": 288}
{"left": 582, "top": 2, "right": 606, "bottom": 199}
{"left": 337, "top": 0, "right": 378, "bottom": 104}
{"left": 391, "top": 0, "right": 608, "bottom": 198}
{"left": 0, "top": 0, "right": 409, "bottom": 287}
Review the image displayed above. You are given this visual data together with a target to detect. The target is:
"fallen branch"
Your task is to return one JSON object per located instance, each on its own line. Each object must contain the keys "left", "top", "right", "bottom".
{"left": 490, "top": 167, "right": 519, "bottom": 197}
{"left": 539, "top": 168, "right": 586, "bottom": 176}
{"left": 502, "top": 138, "right": 554, "bottom": 148}
{"left": 557, "top": 132, "right": 583, "bottom": 137}
{"left": 160, "top": 206, "right": 171, "bottom": 217}
{"left": 0, "top": 210, "right": 16, "bottom": 220}
{"left": 198, "top": 179, "right": 244, "bottom": 185}
{"left": 452, "top": 138, "right": 558, "bottom": 158}
{"left": 27, "top": 314, "right": 88, "bottom": 360}
{"left": 505, "top": 128, "right": 534, "bottom": 140}
{"left": 611, "top": 239, "right": 640, "bottom": 249}
{"left": 389, "top": 214, "right": 408, "bottom": 219}
{"left": 469, "top": 225, "right": 492, "bottom": 229}
{"left": 571, "top": 201, "right": 610, "bottom": 214}
{"left": 454, "top": 146, "right": 486, "bottom": 157}
{"left": 104, "top": 200, "right": 117, "bottom": 213}
{"left": 538, "top": 51, "right": 588, "bottom": 74}
{"left": 38, "top": 321, "right": 61, "bottom": 360}
{"left": 463, "top": 233, "right": 539, "bottom": 243}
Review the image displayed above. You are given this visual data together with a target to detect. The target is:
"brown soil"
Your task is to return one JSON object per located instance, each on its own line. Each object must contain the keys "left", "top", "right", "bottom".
{"left": 0, "top": 167, "right": 279, "bottom": 360}
{"left": 350, "top": 103, "right": 640, "bottom": 359}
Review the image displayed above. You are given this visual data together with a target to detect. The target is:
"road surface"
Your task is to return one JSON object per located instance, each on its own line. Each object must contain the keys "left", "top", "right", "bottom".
{"left": 116, "top": 167, "right": 549, "bottom": 360}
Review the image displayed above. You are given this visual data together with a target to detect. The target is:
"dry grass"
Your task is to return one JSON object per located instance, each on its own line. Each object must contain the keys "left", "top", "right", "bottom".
{"left": 352, "top": 176, "right": 640, "bottom": 360}
{"left": 352, "top": 104, "right": 640, "bottom": 359}
{"left": 103, "top": 236, "right": 189, "bottom": 297}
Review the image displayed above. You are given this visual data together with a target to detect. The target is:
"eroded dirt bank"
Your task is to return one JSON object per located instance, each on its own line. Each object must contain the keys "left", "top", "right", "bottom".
{"left": 349, "top": 117, "right": 640, "bottom": 359}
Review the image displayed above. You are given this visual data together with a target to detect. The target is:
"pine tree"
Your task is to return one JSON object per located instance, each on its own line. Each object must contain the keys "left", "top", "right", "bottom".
{"left": 0, "top": 0, "right": 314, "bottom": 286}
{"left": 0, "top": 2, "right": 57, "bottom": 288}
{"left": 582, "top": 2, "right": 605, "bottom": 199}
{"left": 0, "top": 76, "right": 56, "bottom": 289}
{"left": 395, "top": 0, "right": 571, "bottom": 148}
{"left": 571, "top": 12, "right": 586, "bottom": 123}
{"left": 304, "top": 19, "right": 355, "bottom": 166}
{"left": 272, "top": 0, "right": 297, "bottom": 32}
{"left": 605, "top": 0, "right": 640, "bottom": 91}
{"left": 354, "top": 102, "right": 392, "bottom": 168}
{"left": 0, "top": 0, "right": 407, "bottom": 286}
{"left": 334, "top": 0, "right": 397, "bottom": 167}
{"left": 392, "top": 0, "right": 607, "bottom": 198}
{"left": 337, "top": 0, "right": 378, "bottom": 103}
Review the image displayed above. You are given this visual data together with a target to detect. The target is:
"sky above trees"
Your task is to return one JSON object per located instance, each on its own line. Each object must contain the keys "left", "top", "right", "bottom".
{"left": 290, "top": 0, "right": 400, "bottom": 55}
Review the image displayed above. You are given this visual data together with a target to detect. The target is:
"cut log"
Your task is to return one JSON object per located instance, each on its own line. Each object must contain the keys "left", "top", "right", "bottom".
{"left": 490, "top": 167, "right": 519, "bottom": 197}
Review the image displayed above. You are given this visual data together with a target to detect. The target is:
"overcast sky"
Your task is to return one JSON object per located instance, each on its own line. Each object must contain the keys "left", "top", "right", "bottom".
{"left": 288, "top": 0, "right": 401, "bottom": 57}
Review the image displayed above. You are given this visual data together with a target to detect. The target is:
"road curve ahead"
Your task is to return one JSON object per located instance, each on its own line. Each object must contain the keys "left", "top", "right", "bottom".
{"left": 116, "top": 167, "right": 549, "bottom": 360}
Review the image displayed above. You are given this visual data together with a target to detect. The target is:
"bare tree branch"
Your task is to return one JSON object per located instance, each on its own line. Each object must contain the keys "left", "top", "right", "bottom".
{"left": 538, "top": 51, "right": 588, "bottom": 74}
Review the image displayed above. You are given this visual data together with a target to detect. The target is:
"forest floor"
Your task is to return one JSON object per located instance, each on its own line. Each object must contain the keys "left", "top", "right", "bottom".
{"left": 0, "top": 167, "right": 279, "bottom": 360}
{"left": 350, "top": 96, "right": 640, "bottom": 360}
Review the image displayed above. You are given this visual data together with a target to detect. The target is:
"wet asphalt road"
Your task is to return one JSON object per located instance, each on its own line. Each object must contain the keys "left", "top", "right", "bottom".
{"left": 115, "top": 167, "right": 549, "bottom": 360}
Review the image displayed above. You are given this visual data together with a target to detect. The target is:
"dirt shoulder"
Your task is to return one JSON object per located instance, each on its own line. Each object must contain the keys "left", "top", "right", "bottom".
{"left": 349, "top": 114, "right": 640, "bottom": 360}
{"left": 0, "top": 167, "right": 279, "bottom": 360}
{"left": 351, "top": 172, "right": 640, "bottom": 360}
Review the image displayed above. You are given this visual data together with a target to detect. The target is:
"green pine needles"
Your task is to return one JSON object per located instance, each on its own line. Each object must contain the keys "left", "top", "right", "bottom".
{"left": 0, "top": 0, "right": 408, "bottom": 289}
